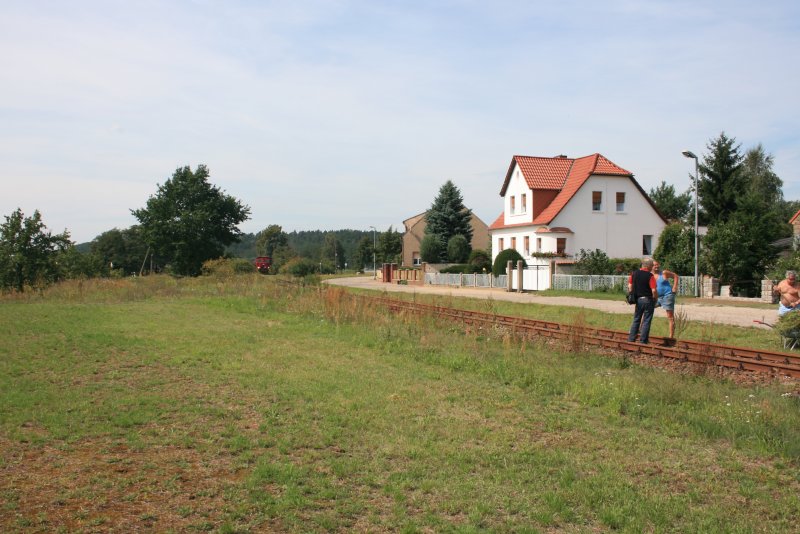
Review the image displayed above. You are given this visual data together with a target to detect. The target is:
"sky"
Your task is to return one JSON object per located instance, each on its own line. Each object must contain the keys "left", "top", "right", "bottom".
{"left": 2, "top": 0, "right": 799, "bottom": 244}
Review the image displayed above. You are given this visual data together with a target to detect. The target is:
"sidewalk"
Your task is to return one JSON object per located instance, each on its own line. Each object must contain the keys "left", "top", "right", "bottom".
{"left": 326, "top": 276, "right": 776, "bottom": 329}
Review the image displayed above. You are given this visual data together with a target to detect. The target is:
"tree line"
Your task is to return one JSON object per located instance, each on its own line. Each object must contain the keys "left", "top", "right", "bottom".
{"left": 3, "top": 132, "right": 798, "bottom": 294}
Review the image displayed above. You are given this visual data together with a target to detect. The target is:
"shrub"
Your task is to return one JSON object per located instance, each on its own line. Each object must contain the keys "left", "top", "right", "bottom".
{"left": 447, "top": 234, "right": 471, "bottom": 263}
{"left": 201, "top": 258, "right": 254, "bottom": 277}
{"left": 612, "top": 258, "right": 643, "bottom": 275}
{"left": 574, "top": 249, "right": 613, "bottom": 274}
{"left": 440, "top": 264, "right": 472, "bottom": 274}
{"left": 468, "top": 249, "right": 492, "bottom": 273}
{"left": 492, "top": 249, "right": 526, "bottom": 276}
{"left": 284, "top": 257, "right": 318, "bottom": 278}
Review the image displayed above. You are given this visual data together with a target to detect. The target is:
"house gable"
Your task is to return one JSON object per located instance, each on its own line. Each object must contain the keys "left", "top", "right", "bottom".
{"left": 490, "top": 152, "right": 667, "bottom": 262}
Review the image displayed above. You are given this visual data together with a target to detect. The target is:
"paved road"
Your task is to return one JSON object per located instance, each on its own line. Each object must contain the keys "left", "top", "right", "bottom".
{"left": 327, "top": 276, "right": 777, "bottom": 330}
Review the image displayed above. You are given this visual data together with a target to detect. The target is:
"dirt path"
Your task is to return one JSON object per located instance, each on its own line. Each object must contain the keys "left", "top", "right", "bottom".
{"left": 327, "top": 276, "right": 777, "bottom": 329}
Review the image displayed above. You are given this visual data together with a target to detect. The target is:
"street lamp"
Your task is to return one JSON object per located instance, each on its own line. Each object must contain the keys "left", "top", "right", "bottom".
{"left": 682, "top": 150, "right": 700, "bottom": 298}
{"left": 369, "top": 225, "right": 377, "bottom": 279}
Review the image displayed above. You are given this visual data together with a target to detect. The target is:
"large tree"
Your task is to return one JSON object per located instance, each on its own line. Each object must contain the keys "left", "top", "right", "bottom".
{"left": 376, "top": 226, "right": 403, "bottom": 264}
{"left": 320, "top": 232, "right": 344, "bottom": 270}
{"left": 649, "top": 181, "right": 692, "bottom": 222}
{"left": 425, "top": 181, "right": 473, "bottom": 261}
{"left": 354, "top": 235, "right": 374, "bottom": 272}
{"left": 255, "top": 224, "right": 289, "bottom": 257}
{"left": 703, "top": 192, "right": 780, "bottom": 288}
{"left": 0, "top": 208, "right": 71, "bottom": 291}
{"left": 132, "top": 165, "right": 250, "bottom": 276}
{"left": 698, "top": 132, "right": 745, "bottom": 225}
{"left": 90, "top": 226, "right": 149, "bottom": 275}
{"left": 653, "top": 222, "right": 699, "bottom": 276}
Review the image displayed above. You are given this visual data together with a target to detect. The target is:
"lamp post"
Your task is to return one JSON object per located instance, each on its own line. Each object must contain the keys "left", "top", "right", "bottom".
{"left": 369, "top": 225, "right": 377, "bottom": 279}
{"left": 682, "top": 150, "right": 700, "bottom": 298}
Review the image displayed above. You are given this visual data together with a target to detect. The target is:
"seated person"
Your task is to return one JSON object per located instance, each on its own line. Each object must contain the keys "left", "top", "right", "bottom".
{"left": 774, "top": 270, "right": 800, "bottom": 316}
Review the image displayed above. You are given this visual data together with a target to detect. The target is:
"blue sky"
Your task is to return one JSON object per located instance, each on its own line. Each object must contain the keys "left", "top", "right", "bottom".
{"left": 2, "top": 0, "right": 798, "bottom": 243}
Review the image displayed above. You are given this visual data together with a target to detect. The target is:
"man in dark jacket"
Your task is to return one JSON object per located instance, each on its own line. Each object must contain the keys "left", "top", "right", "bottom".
{"left": 627, "top": 258, "right": 658, "bottom": 344}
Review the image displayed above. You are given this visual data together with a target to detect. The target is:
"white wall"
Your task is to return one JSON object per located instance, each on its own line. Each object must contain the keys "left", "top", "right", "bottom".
{"left": 551, "top": 175, "right": 664, "bottom": 258}
{"left": 504, "top": 163, "right": 533, "bottom": 225}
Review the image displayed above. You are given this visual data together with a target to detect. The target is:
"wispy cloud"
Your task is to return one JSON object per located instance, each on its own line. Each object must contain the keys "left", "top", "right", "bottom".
{"left": 2, "top": 0, "right": 798, "bottom": 242}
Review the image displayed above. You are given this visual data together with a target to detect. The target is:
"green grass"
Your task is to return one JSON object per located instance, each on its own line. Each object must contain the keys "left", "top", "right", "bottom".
{"left": 1, "top": 275, "right": 799, "bottom": 532}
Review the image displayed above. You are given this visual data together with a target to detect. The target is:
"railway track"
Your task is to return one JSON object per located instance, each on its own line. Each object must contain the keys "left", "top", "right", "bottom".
{"left": 369, "top": 296, "right": 800, "bottom": 379}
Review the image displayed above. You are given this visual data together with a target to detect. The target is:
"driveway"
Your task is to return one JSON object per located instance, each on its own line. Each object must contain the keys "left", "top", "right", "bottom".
{"left": 326, "top": 276, "right": 777, "bottom": 329}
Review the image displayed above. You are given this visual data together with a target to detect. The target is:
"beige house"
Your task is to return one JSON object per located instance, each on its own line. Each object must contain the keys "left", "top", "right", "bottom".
{"left": 402, "top": 211, "right": 490, "bottom": 266}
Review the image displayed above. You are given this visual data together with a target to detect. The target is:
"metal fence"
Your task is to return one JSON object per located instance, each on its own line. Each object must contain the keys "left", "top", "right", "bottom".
{"left": 552, "top": 274, "right": 697, "bottom": 296}
{"left": 425, "top": 272, "right": 507, "bottom": 288}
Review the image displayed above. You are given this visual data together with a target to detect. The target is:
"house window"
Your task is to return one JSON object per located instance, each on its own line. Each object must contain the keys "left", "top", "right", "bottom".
{"left": 616, "top": 192, "right": 625, "bottom": 212}
{"left": 499, "top": 238, "right": 504, "bottom": 250}
{"left": 557, "top": 238, "right": 566, "bottom": 255}
{"left": 510, "top": 196, "right": 516, "bottom": 215}
{"left": 511, "top": 237, "right": 516, "bottom": 250}
{"left": 412, "top": 253, "right": 421, "bottom": 266}
{"left": 521, "top": 194, "right": 527, "bottom": 213}
{"left": 592, "top": 191, "right": 602, "bottom": 211}
{"left": 536, "top": 238, "right": 542, "bottom": 252}
{"left": 643, "top": 235, "right": 652, "bottom": 255}
{"left": 524, "top": 236, "right": 530, "bottom": 254}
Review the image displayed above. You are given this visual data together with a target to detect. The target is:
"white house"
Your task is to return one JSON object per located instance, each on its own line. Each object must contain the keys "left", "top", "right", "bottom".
{"left": 489, "top": 153, "right": 667, "bottom": 271}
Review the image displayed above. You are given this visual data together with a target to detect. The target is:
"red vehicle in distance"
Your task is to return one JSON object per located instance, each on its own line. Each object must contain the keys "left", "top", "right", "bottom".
{"left": 254, "top": 256, "right": 272, "bottom": 274}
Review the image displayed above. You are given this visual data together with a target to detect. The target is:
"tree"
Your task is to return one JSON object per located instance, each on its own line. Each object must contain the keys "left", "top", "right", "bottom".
{"left": 270, "top": 244, "right": 297, "bottom": 274}
{"left": 420, "top": 234, "right": 443, "bottom": 263}
{"left": 90, "top": 226, "right": 149, "bottom": 275}
{"left": 703, "top": 193, "right": 780, "bottom": 290}
{"left": 255, "top": 224, "right": 289, "bottom": 257}
{"left": 425, "top": 180, "right": 473, "bottom": 260}
{"left": 321, "top": 232, "right": 344, "bottom": 269}
{"left": 653, "top": 223, "right": 698, "bottom": 276}
{"left": 0, "top": 208, "right": 71, "bottom": 291}
{"left": 742, "top": 144, "right": 783, "bottom": 205}
{"left": 354, "top": 236, "right": 374, "bottom": 271}
{"left": 698, "top": 132, "right": 745, "bottom": 225}
{"left": 131, "top": 165, "right": 250, "bottom": 276}
{"left": 649, "top": 181, "right": 692, "bottom": 222}
{"left": 447, "top": 234, "right": 471, "bottom": 263}
{"left": 376, "top": 226, "right": 402, "bottom": 264}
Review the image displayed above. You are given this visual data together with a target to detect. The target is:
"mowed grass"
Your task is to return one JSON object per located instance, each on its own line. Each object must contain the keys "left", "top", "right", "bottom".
{"left": 1, "top": 275, "right": 799, "bottom": 532}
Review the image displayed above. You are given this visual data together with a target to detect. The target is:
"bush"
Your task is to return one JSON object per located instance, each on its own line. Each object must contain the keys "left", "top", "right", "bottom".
{"left": 447, "top": 234, "right": 471, "bottom": 263}
{"left": 201, "top": 258, "right": 255, "bottom": 277}
{"left": 468, "top": 249, "right": 492, "bottom": 273}
{"left": 612, "top": 258, "right": 643, "bottom": 275}
{"left": 284, "top": 257, "right": 318, "bottom": 278}
{"left": 767, "top": 252, "right": 800, "bottom": 281}
{"left": 439, "top": 264, "right": 473, "bottom": 274}
{"left": 574, "top": 249, "right": 613, "bottom": 274}
{"left": 492, "top": 249, "right": 526, "bottom": 276}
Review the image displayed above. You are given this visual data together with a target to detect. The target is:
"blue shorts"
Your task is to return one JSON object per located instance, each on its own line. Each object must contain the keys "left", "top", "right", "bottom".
{"left": 658, "top": 293, "right": 675, "bottom": 312}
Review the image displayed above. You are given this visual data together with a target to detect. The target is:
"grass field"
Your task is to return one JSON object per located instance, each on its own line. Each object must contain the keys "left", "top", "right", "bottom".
{"left": 2, "top": 275, "right": 800, "bottom": 532}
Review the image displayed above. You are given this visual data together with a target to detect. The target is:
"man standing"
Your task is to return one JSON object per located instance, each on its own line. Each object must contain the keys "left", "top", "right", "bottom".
{"left": 774, "top": 270, "right": 800, "bottom": 316}
{"left": 627, "top": 258, "right": 658, "bottom": 344}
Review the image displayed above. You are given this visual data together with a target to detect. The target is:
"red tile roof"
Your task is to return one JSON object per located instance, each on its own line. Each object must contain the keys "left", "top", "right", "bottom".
{"left": 790, "top": 209, "right": 800, "bottom": 224}
{"left": 492, "top": 152, "right": 663, "bottom": 230}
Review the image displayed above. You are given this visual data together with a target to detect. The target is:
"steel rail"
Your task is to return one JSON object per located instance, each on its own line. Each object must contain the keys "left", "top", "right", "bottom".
{"left": 367, "top": 296, "right": 800, "bottom": 379}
